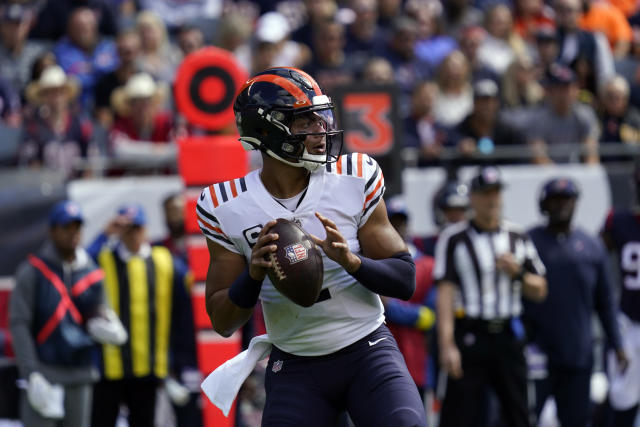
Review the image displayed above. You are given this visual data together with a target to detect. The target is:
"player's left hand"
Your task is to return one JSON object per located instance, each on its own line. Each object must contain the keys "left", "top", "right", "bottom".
{"left": 311, "top": 212, "right": 361, "bottom": 272}
{"left": 615, "top": 348, "right": 630, "bottom": 373}
{"left": 496, "top": 253, "right": 522, "bottom": 278}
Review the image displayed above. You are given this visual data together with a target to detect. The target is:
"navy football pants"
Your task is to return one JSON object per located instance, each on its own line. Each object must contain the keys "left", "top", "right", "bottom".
{"left": 261, "top": 324, "right": 427, "bottom": 427}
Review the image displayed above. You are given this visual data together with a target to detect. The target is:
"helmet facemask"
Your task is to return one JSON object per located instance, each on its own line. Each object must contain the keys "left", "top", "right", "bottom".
{"left": 238, "top": 95, "right": 343, "bottom": 172}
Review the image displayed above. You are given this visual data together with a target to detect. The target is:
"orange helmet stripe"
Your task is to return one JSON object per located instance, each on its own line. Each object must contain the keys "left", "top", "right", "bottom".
{"left": 240, "top": 74, "right": 312, "bottom": 108}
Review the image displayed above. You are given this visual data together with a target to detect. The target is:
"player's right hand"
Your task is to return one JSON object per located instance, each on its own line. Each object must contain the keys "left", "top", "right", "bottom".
{"left": 440, "top": 343, "right": 463, "bottom": 379}
{"left": 248, "top": 220, "right": 278, "bottom": 281}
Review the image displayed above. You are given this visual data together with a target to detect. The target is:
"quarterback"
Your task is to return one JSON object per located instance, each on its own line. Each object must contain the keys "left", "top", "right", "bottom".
{"left": 196, "top": 67, "right": 426, "bottom": 426}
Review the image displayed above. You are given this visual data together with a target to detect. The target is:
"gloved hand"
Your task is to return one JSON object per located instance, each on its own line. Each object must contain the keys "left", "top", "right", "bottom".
{"left": 27, "top": 372, "right": 65, "bottom": 419}
{"left": 165, "top": 377, "right": 191, "bottom": 406}
{"left": 87, "top": 307, "right": 128, "bottom": 345}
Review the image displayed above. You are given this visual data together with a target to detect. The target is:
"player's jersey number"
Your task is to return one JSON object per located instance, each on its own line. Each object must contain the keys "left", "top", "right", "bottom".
{"left": 622, "top": 242, "right": 640, "bottom": 290}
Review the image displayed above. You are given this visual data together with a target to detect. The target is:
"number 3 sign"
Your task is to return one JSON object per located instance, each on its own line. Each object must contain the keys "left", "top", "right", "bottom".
{"left": 332, "top": 84, "right": 403, "bottom": 196}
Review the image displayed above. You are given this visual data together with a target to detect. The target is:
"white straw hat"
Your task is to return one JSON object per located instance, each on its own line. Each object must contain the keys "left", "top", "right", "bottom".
{"left": 25, "top": 65, "right": 80, "bottom": 105}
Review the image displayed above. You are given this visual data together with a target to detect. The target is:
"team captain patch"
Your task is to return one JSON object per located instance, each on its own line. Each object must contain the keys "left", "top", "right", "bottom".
{"left": 285, "top": 243, "right": 308, "bottom": 264}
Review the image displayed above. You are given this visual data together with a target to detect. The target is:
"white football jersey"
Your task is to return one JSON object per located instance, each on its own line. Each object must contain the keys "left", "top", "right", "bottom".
{"left": 196, "top": 153, "right": 386, "bottom": 356}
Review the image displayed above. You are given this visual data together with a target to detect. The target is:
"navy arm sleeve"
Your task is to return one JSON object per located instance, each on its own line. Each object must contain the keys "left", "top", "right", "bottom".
{"left": 350, "top": 252, "right": 416, "bottom": 301}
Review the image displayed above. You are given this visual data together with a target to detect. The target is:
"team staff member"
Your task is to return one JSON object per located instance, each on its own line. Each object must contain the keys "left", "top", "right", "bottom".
{"left": 525, "top": 178, "right": 626, "bottom": 427}
{"left": 435, "top": 166, "right": 547, "bottom": 427}
{"left": 10, "top": 201, "right": 124, "bottom": 427}
{"left": 91, "top": 204, "right": 196, "bottom": 427}
{"left": 197, "top": 67, "right": 426, "bottom": 426}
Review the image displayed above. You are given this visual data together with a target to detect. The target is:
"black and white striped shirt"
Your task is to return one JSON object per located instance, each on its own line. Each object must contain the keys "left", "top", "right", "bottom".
{"left": 433, "top": 220, "right": 546, "bottom": 319}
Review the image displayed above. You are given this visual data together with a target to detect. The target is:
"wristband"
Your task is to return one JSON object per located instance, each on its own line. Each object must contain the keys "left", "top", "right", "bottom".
{"left": 228, "top": 270, "right": 263, "bottom": 309}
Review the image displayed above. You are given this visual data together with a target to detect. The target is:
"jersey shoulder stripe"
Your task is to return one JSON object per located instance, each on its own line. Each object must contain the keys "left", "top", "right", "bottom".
{"left": 325, "top": 153, "right": 364, "bottom": 177}
{"left": 208, "top": 177, "right": 248, "bottom": 208}
{"left": 363, "top": 154, "right": 384, "bottom": 214}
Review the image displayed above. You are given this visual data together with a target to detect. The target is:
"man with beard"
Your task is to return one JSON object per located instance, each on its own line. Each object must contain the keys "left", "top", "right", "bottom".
{"left": 524, "top": 177, "right": 627, "bottom": 427}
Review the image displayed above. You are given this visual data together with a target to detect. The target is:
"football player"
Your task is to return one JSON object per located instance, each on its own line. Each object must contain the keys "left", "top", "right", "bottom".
{"left": 602, "top": 160, "right": 640, "bottom": 427}
{"left": 197, "top": 67, "right": 426, "bottom": 426}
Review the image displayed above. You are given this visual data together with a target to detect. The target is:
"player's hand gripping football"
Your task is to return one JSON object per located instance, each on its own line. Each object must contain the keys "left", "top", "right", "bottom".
{"left": 311, "top": 212, "right": 361, "bottom": 273}
{"left": 248, "top": 220, "right": 279, "bottom": 281}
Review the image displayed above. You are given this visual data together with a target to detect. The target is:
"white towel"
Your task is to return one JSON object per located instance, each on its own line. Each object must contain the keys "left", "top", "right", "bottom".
{"left": 201, "top": 334, "right": 272, "bottom": 416}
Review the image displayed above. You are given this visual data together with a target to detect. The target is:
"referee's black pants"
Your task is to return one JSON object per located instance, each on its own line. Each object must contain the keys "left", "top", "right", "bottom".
{"left": 439, "top": 319, "right": 530, "bottom": 427}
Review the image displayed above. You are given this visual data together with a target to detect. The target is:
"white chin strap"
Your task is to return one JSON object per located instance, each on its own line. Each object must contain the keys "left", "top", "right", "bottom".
{"left": 239, "top": 137, "right": 324, "bottom": 172}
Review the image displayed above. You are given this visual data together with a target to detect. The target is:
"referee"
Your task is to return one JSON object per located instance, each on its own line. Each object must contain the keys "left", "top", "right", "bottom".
{"left": 434, "top": 166, "right": 547, "bottom": 427}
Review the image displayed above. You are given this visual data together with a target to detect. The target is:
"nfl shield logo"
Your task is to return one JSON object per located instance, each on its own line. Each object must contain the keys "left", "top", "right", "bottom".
{"left": 272, "top": 360, "right": 283, "bottom": 373}
{"left": 285, "top": 243, "right": 308, "bottom": 264}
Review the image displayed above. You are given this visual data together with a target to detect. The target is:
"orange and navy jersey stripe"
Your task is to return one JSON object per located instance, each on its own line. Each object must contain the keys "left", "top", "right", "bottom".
{"left": 207, "top": 177, "right": 248, "bottom": 208}
{"left": 362, "top": 156, "right": 385, "bottom": 217}
{"left": 196, "top": 177, "right": 247, "bottom": 247}
{"left": 325, "top": 153, "right": 365, "bottom": 177}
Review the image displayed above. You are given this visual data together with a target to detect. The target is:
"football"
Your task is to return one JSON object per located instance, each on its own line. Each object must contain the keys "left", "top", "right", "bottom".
{"left": 266, "top": 218, "right": 324, "bottom": 307}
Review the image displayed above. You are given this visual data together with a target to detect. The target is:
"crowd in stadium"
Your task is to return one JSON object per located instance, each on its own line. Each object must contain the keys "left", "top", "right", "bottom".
{"left": 1, "top": 0, "right": 640, "bottom": 426}
{"left": 0, "top": 0, "right": 640, "bottom": 174}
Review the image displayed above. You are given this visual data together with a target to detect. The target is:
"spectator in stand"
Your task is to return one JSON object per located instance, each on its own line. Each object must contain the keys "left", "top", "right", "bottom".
{"left": 501, "top": 54, "right": 544, "bottom": 109}
{"left": 214, "top": 12, "right": 252, "bottom": 63}
{"left": 404, "top": 80, "right": 446, "bottom": 166}
{"left": 238, "top": 11, "right": 311, "bottom": 76}
{"left": 0, "top": 3, "right": 46, "bottom": 92}
{"left": 382, "top": 196, "right": 437, "bottom": 405}
{"left": 532, "top": 25, "right": 560, "bottom": 78}
{"left": 94, "top": 29, "right": 142, "bottom": 130}
{"left": 554, "top": 0, "right": 615, "bottom": 94}
{"left": 109, "top": 73, "right": 175, "bottom": 167}
{"left": 378, "top": 0, "right": 404, "bottom": 30}
{"left": 599, "top": 75, "right": 640, "bottom": 158}
{"left": 448, "top": 79, "right": 527, "bottom": 163}
{"left": 408, "top": 0, "right": 458, "bottom": 69}
{"left": 524, "top": 178, "right": 627, "bottom": 427}
{"left": 378, "top": 15, "right": 432, "bottom": 111}
{"left": 580, "top": 0, "right": 632, "bottom": 59}
{"left": 610, "top": 0, "right": 638, "bottom": 17}
{"left": 458, "top": 26, "right": 499, "bottom": 83}
{"left": 135, "top": 11, "right": 181, "bottom": 84}
{"left": 0, "top": 3, "right": 44, "bottom": 92}
{"left": 291, "top": 0, "right": 337, "bottom": 54}
{"left": 477, "top": 4, "right": 528, "bottom": 75}
{"left": 0, "top": 76, "right": 21, "bottom": 128}
{"left": 433, "top": 50, "right": 473, "bottom": 128}
{"left": 524, "top": 63, "right": 601, "bottom": 164}
{"left": 442, "top": 0, "right": 483, "bottom": 37}
{"left": 176, "top": 25, "right": 205, "bottom": 58}
{"left": 344, "top": 0, "right": 386, "bottom": 61}
{"left": 361, "top": 56, "right": 395, "bottom": 84}
{"left": 29, "top": 0, "right": 118, "bottom": 41}
{"left": 513, "top": 0, "right": 555, "bottom": 42}
{"left": 54, "top": 7, "right": 118, "bottom": 110}
{"left": 19, "top": 65, "right": 95, "bottom": 179}
{"left": 304, "top": 20, "right": 355, "bottom": 94}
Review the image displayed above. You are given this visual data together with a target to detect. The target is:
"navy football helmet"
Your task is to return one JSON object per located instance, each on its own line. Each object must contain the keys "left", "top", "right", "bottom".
{"left": 233, "top": 67, "right": 343, "bottom": 171}
{"left": 432, "top": 181, "right": 469, "bottom": 227}
{"left": 538, "top": 177, "right": 580, "bottom": 214}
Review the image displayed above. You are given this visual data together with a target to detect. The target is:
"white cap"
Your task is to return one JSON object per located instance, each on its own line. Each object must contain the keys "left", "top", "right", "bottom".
{"left": 123, "top": 73, "right": 157, "bottom": 99}
{"left": 255, "top": 12, "right": 290, "bottom": 43}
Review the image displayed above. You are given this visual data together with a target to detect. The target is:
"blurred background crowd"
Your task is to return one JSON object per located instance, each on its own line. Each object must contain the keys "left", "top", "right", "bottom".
{"left": 1, "top": 0, "right": 640, "bottom": 175}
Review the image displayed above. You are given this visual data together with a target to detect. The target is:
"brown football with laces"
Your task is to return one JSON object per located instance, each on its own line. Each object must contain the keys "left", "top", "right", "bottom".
{"left": 266, "top": 218, "right": 324, "bottom": 307}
